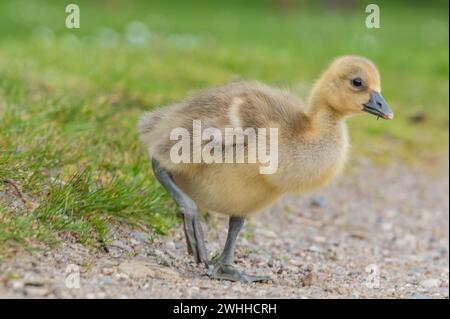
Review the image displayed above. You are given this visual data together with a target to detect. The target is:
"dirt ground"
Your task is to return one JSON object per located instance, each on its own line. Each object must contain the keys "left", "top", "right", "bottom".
{"left": 0, "top": 159, "right": 449, "bottom": 299}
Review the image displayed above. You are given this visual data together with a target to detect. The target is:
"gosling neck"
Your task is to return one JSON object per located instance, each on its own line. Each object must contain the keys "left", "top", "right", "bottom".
{"left": 306, "top": 95, "right": 346, "bottom": 132}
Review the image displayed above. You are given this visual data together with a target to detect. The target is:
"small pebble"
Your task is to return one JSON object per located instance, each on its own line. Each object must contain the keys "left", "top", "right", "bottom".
{"left": 100, "top": 276, "right": 115, "bottom": 286}
{"left": 420, "top": 278, "right": 440, "bottom": 289}
{"left": 308, "top": 245, "right": 324, "bottom": 253}
{"left": 165, "top": 241, "right": 176, "bottom": 252}
{"left": 111, "top": 240, "right": 133, "bottom": 252}
{"left": 310, "top": 196, "right": 327, "bottom": 208}
{"left": 129, "top": 231, "right": 149, "bottom": 243}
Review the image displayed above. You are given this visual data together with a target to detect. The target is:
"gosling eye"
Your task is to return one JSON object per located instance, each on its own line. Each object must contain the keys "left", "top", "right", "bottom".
{"left": 351, "top": 77, "right": 363, "bottom": 88}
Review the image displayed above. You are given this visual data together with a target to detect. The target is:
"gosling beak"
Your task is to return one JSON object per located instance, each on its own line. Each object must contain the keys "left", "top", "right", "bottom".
{"left": 363, "top": 91, "right": 394, "bottom": 120}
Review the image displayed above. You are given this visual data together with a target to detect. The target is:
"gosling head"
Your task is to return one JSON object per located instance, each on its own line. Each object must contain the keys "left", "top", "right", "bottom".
{"left": 314, "top": 55, "right": 394, "bottom": 120}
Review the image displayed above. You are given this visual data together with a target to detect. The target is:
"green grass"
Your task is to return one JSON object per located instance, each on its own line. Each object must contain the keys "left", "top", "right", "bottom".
{"left": 0, "top": 0, "right": 448, "bottom": 258}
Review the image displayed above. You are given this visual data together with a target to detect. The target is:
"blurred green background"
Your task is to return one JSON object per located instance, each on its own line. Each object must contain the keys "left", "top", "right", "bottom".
{"left": 0, "top": 0, "right": 448, "bottom": 257}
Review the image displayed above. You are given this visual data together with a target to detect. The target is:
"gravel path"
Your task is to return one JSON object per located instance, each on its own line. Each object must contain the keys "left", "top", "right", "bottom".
{"left": 1, "top": 159, "right": 448, "bottom": 299}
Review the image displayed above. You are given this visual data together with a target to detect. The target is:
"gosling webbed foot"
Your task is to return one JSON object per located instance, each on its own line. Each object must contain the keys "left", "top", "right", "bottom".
{"left": 207, "top": 263, "right": 271, "bottom": 284}
{"left": 179, "top": 208, "right": 209, "bottom": 267}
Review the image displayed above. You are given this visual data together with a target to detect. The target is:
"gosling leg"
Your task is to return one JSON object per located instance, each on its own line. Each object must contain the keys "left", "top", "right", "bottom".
{"left": 208, "top": 216, "right": 271, "bottom": 283}
{"left": 151, "top": 158, "right": 208, "bottom": 266}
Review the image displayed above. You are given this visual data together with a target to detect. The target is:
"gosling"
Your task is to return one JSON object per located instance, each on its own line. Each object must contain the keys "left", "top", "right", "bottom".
{"left": 139, "top": 56, "right": 394, "bottom": 283}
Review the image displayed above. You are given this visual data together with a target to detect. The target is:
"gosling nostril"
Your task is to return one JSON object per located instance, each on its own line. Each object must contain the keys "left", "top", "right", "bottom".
{"left": 376, "top": 101, "right": 382, "bottom": 108}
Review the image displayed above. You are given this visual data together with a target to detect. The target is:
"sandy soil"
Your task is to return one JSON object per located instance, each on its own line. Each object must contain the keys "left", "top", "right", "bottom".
{"left": 0, "top": 159, "right": 449, "bottom": 299}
